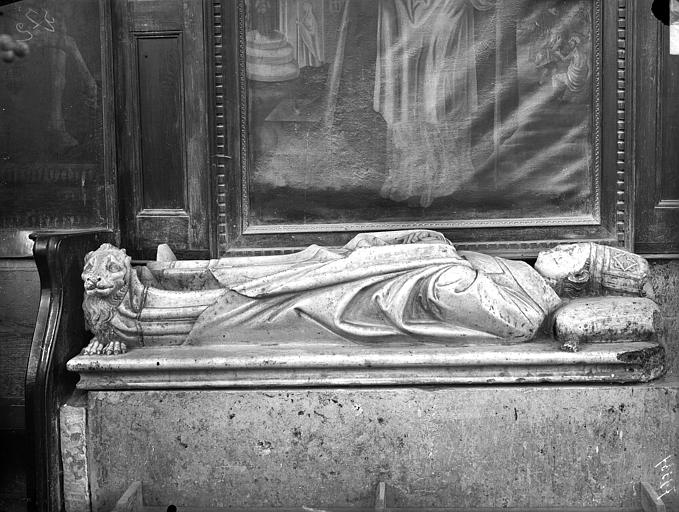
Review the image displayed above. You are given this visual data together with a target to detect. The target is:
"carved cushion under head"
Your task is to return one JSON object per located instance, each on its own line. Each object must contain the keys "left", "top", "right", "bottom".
{"left": 535, "top": 242, "right": 650, "bottom": 298}
{"left": 81, "top": 243, "right": 132, "bottom": 300}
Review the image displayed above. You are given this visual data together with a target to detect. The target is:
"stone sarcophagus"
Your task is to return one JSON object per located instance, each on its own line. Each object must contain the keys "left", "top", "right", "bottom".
{"left": 54, "top": 231, "right": 674, "bottom": 512}
{"left": 67, "top": 230, "right": 666, "bottom": 387}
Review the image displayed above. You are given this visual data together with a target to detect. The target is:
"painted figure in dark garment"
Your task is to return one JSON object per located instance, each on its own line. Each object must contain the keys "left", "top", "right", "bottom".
{"left": 13, "top": 1, "right": 97, "bottom": 150}
{"left": 534, "top": 30, "right": 567, "bottom": 85}
{"left": 253, "top": 0, "right": 275, "bottom": 37}
{"left": 551, "top": 33, "right": 590, "bottom": 99}
{"left": 298, "top": 1, "right": 323, "bottom": 68}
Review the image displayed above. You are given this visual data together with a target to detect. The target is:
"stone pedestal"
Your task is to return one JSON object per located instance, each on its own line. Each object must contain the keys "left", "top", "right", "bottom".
{"left": 67, "top": 339, "right": 666, "bottom": 389}
{"left": 61, "top": 341, "right": 675, "bottom": 511}
{"left": 73, "top": 384, "right": 678, "bottom": 511}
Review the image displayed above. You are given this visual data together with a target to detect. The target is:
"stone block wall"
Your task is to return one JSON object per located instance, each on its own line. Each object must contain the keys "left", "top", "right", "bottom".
{"left": 86, "top": 386, "right": 678, "bottom": 510}
{"left": 649, "top": 260, "right": 679, "bottom": 379}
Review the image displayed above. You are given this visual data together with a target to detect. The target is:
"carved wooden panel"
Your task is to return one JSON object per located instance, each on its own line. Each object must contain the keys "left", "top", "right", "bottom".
{"left": 113, "top": 0, "right": 212, "bottom": 259}
{"left": 634, "top": 4, "right": 679, "bottom": 254}
{"left": 137, "top": 35, "right": 185, "bottom": 210}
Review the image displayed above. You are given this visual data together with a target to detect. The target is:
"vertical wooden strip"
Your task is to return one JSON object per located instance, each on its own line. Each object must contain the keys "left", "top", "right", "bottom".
{"left": 100, "top": 0, "right": 119, "bottom": 235}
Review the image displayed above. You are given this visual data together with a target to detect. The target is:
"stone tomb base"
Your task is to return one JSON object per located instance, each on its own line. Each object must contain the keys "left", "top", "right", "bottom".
{"left": 62, "top": 341, "right": 675, "bottom": 511}
{"left": 63, "top": 384, "right": 679, "bottom": 512}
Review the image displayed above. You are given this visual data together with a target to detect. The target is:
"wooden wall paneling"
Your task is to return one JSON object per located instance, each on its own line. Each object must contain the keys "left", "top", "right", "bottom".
{"left": 634, "top": 2, "right": 679, "bottom": 254}
{"left": 25, "top": 230, "right": 114, "bottom": 512}
{"left": 207, "top": 0, "right": 228, "bottom": 257}
{"left": 137, "top": 35, "right": 185, "bottom": 210}
{"left": 0, "top": 257, "right": 39, "bottom": 431}
{"left": 101, "top": 0, "right": 119, "bottom": 237}
{"left": 218, "top": 0, "right": 244, "bottom": 256}
{"left": 114, "top": 0, "right": 211, "bottom": 259}
{"left": 113, "top": 0, "right": 138, "bottom": 254}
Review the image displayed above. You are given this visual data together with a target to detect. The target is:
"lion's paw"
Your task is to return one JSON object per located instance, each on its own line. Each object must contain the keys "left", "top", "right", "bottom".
{"left": 103, "top": 341, "right": 127, "bottom": 355}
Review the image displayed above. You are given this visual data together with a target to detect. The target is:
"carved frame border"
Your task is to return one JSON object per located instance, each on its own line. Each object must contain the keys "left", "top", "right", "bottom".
{"left": 213, "top": 0, "right": 632, "bottom": 257}
{"left": 616, "top": 0, "right": 631, "bottom": 247}
{"left": 211, "top": 0, "right": 228, "bottom": 252}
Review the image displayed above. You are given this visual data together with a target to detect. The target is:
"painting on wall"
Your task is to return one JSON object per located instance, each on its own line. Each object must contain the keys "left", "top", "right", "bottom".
{"left": 0, "top": 0, "right": 109, "bottom": 229}
{"left": 672, "top": 0, "right": 679, "bottom": 55}
{"left": 243, "top": 0, "right": 597, "bottom": 231}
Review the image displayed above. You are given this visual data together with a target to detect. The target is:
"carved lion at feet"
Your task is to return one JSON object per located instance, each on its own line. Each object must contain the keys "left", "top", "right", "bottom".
{"left": 81, "top": 243, "right": 131, "bottom": 355}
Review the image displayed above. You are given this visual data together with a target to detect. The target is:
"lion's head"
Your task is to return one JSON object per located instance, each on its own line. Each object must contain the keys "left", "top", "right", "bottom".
{"left": 82, "top": 243, "right": 132, "bottom": 300}
{"left": 81, "top": 244, "right": 134, "bottom": 355}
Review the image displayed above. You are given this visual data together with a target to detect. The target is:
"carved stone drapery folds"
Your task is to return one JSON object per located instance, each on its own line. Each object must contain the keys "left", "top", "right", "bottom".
{"left": 68, "top": 230, "right": 665, "bottom": 386}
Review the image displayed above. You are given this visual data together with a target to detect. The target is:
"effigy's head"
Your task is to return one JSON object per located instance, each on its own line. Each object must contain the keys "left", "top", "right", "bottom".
{"left": 535, "top": 243, "right": 591, "bottom": 297}
{"left": 535, "top": 242, "right": 650, "bottom": 298}
{"left": 81, "top": 243, "right": 131, "bottom": 298}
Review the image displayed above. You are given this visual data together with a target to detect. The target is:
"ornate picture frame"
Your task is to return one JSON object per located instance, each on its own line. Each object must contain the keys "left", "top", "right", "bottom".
{"left": 212, "top": 0, "right": 631, "bottom": 257}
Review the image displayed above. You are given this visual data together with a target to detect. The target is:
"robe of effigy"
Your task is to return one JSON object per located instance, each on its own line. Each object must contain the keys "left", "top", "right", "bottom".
{"left": 185, "top": 235, "right": 561, "bottom": 345}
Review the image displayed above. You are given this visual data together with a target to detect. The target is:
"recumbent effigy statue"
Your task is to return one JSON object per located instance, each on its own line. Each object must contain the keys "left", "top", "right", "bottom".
{"left": 80, "top": 230, "right": 659, "bottom": 355}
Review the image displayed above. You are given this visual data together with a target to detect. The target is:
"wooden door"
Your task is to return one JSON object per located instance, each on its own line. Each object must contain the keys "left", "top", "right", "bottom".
{"left": 634, "top": 5, "right": 679, "bottom": 254}
{"left": 113, "top": 0, "right": 212, "bottom": 258}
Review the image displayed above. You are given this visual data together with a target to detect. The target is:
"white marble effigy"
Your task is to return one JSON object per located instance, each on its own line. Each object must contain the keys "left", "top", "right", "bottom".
{"left": 67, "top": 230, "right": 667, "bottom": 386}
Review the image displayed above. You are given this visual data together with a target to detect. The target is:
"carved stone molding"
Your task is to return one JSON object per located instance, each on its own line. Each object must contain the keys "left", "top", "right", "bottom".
{"left": 211, "top": 0, "right": 229, "bottom": 254}
{"left": 67, "top": 339, "right": 665, "bottom": 390}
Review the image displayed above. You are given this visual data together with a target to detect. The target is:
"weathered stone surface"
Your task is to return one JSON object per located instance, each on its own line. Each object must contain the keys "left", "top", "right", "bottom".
{"left": 87, "top": 386, "right": 678, "bottom": 511}
{"left": 553, "top": 297, "right": 660, "bottom": 349}
{"left": 60, "top": 393, "right": 90, "bottom": 512}
{"left": 649, "top": 260, "right": 679, "bottom": 379}
{"left": 111, "top": 482, "right": 142, "bottom": 512}
{"left": 68, "top": 340, "right": 666, "bottom": 389}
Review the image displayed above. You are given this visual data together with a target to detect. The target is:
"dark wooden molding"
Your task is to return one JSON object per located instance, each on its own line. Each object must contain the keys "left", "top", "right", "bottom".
{"left": 633, "top": 0, "right": 679, "bottom": 254}
{"left": 113, "top": 0, "right": 211, "bottom": 259}
{"left": 217, "top": 0, "right": 245, "bottom": 256}
{"left": 617, "top": 0, "right": 633, "bottom": 249}
{"left": 25, "top": 230, "right": 114, "bottom": 512}
{"left": 101, "top": 0, "right": 119, "bottom": 236}
{"left": 207, "top": 0, "right": 228, "bottom": 258}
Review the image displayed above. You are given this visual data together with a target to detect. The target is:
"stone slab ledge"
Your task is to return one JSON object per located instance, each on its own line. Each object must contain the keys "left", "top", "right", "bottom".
{"left": 67, "top": 339, "right": 666, "bottom": 389}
